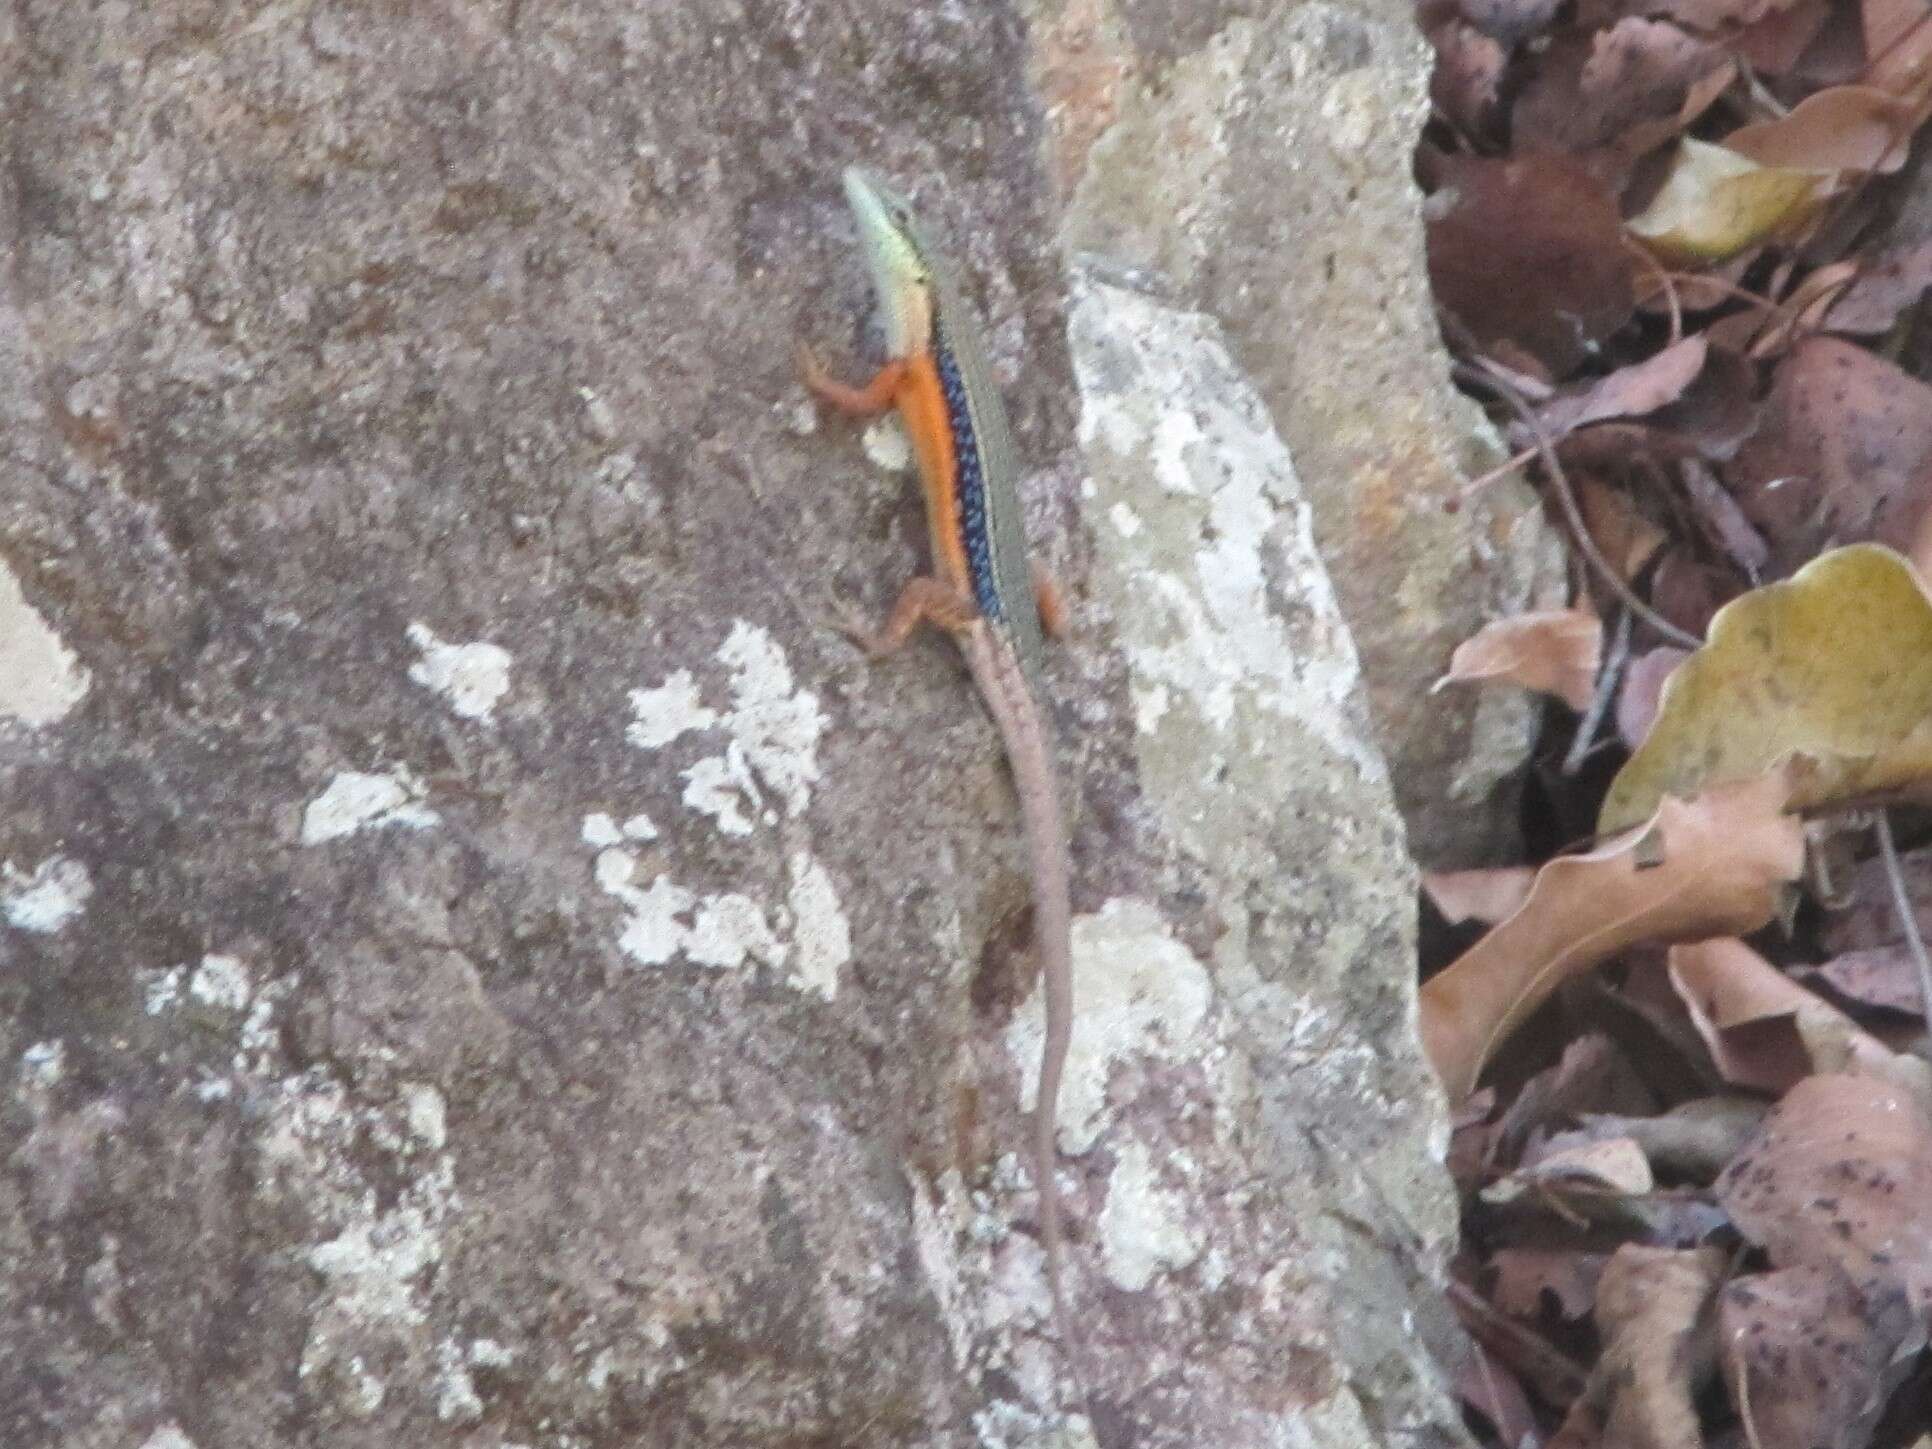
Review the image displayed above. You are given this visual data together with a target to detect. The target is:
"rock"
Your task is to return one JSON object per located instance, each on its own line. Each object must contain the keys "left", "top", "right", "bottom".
{"left": 0, "top": 3, "right": 1462, "bottom": 1446}
{"left": 1047, "top": 0, "right": 1565, "bottom": 864}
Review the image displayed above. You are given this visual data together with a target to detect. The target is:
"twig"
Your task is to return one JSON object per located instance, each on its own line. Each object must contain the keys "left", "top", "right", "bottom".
{"left": 1625, "top": 237, "right": 1683, "bottom": 346}
{"left": 1563, "top": 607, "right": 1630, "bottom": 776}
{"left": 1874, "top": 811, "right": 1932, "bottom": 1027}
{"left": 1455, "top": 360, "right": 1705, "bottom": 650}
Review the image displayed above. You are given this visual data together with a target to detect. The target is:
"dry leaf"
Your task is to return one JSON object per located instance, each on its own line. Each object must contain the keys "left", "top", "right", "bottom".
{"left": 1578, "top": 477, "right": 1668, "bottom": 583}
{"left": 1491, "top": 1246, "right": 1608, "bottom": 1320}
{"left": 1824, "top": 236, "right": 1932, "bottom": 333}
{"left": 1668, "top": 937, "right": 1899, "bottom": 1092}
{"left": 1718, "top": 1071, "right": 1932, "bottom": 1312}
{"left": 1437, "top": 608, "right": 1604, "bottom": 711}
{"left": 1599, "top": 545, "right": 1932, "bottom": 835}
{"left": 1726, "top": 84, "right": 1919, "bottom": 173}
{"left": 1549, "top": 1244, "right": 1727, "bottom": 1449}
{"left": 1532, "top": 336, "right": 1709, "bottom": 438}
{"left": 1513, "top": 18, "right": 1730, "bottom": 157}
{"left": 1454, "top": 1341, "right": 1543, "bottom": 1449}
{"left": 1618, "top": 648, "right": 1690, "bottom": 749}
{"left": 1430, "top": 21, "right": 1508, "bottom": 137}
{"left": 1490, "top": 1135, "right": 1656, "bottom": 1199}
{"left": 1679, "top": 457, "right": 1769, "bottom": 576}
{"left": 1726, "top": 337, "right": 1932, "bottom": 572}
{"left": 1719, "top": 1264, "right": 1922, "bottom": 1449}
{"left": 1425, "top": 866, "right": 1539, "bottom": 926}
{"left": 1546, "top": 1096, "right": 1769, "bottom": 1180}
{"left": 1422, "top": 771, "right": 1805, "bottom": 1101}
{"left": 1428, "top": 153, "right": 1636, "bottom": 376}
{"left": 1627, "top": 138, "right": 1832, "bottom": 264}
{"left": 1799, "top": 945, "right": 1928, "bottom": 1016}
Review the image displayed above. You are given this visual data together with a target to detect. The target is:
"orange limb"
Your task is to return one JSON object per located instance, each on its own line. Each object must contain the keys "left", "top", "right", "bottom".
{"left": 839, "top": 576, "right": 980, "bottom": 657}
{"left": 1032, "top": 562, "right": 1069, "bottom": 640}
{"left": 796, "top": 342, "right": 906, "bottom": 417}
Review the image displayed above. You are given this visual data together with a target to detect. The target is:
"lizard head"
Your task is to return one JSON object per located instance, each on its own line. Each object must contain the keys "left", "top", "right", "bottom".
{"left": 842, "top": 166, "right": 936, "bottom": 361}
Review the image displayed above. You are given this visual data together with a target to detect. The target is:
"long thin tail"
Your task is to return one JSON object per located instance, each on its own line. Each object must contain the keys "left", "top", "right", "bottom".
{"left": 962, "top": 628, "right": 1094, "bottom": 1414}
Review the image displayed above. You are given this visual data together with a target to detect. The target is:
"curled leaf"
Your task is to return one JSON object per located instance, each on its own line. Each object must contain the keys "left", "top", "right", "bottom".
{"left": 1437, "top": 607, "right": 1603, "bottom": 710}
{"left": 1627, "top": 137, "right": 1832, "bottom": 264}
{"left": 1422, "top": 771, "right": 1805, "bottom": 1101}
{"left": 1600, "top": 544, "right": 1932, "bottom": 835}
{"left": 1669, "top": 937, "right": 1898, "bottom": 1092}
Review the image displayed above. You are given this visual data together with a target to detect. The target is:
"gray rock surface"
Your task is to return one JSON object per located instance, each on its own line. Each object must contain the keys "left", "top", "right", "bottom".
{"left": 1041, "top": 0, "right": 1565, "bottom": 865}
{"left": 2, "top": 3, "right": 1465, "bottom": 1446}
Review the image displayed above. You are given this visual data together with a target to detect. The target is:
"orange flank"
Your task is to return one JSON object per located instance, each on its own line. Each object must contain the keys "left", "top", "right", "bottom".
{"left": 799, "top": 343, "right": 974, "bottom": 611}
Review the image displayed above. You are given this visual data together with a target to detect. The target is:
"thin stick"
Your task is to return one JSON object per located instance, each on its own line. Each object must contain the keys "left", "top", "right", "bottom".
{"left": 1563, "top": 607, "right": 1631, "bottom": 776}
{"left": 1456, "top": 361, "right": 1705, "bottom": 650}
{"left": 1874, "top": 811, "right": 1932, "bottom": 1027}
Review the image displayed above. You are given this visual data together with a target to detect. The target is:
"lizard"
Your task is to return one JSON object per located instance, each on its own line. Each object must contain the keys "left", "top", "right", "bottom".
{"left": 797, "top": 167, "right": 1086, "bottom": 1396}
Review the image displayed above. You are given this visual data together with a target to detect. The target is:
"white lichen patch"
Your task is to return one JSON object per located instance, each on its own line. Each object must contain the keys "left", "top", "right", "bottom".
{"left": 581, "top": 812, "right": 623, "bottom": 848}
{"left": 188, "top": 953, "right": 250, "bottom": 1012}
{"left": 405, "top": 622, "right": 512, "bottom": 722}
{"left": 137, "top": 1427, "right": 197, "bottom": 1449}
{"left": 141, "top": 965, "right": 185, "bottom": 1016}
{"left": 1098, "top": 1139, "right": 1204, "bottom": 1292}
{"left": 0, "top": 559, "right": 90, "bottom": 726}
{"left": 627, "top": 621, "right": 826, "bottom": 829}
{"left": 434, "top": 1339, "right": 484, "bottom": 1423}
{"left": 258, "top": 1071, "right": 459, "bottom": 1417}
{"left": 588, "top": 841, "right": 848, "bottom": 999}
{"left": 2, "top": 855, "right": 93, "bottom": 934}
{"left": 784, "top": 852, "right": 850, "bottom": 1000}
{"left": 1007, "top": 898, "right": 1214, "bottom": 1154}
{"left": 626, "top": 668, "right": 715, "bottom": 749}
{"left": 1069, "top": 272, "right": 1384, "bottom": 801}
{"left": 301, "top": 769, "right": 439, "bottom": 845}
{"left": 19, "top": 1039, "right": 65, "bottom": 1093}
{"left": 861, "top": 413, "right": 913, "bottom": 472}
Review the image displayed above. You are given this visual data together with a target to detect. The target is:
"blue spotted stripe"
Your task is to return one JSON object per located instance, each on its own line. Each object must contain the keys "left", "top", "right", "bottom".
{"left": 934, "top": 322, "right": 1002, "bottom": 622}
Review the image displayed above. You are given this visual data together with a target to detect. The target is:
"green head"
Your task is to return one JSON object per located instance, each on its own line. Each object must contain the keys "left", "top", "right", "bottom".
{"left": 842, "top": 167, "right": 936, "bottom": 360}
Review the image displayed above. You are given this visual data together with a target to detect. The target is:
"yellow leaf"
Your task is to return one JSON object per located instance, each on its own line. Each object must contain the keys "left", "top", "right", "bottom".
{"left": 1627, "top": 138, "right": 1832, "bottom": 264}
{"left": 1599, "top": 544, "right": 1932, "bottom": 835}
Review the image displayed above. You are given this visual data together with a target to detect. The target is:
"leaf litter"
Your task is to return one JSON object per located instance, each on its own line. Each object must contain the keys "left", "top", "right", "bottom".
{"left": 1416, "top": 0, "right": 1932, "bottom": 1439}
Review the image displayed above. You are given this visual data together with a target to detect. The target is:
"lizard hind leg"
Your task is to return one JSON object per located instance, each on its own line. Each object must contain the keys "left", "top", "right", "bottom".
{"left": 796, "top": 342, "right": 906, "bottom": 418}
{"left": 833, "top": 575, "right": 980, "bottom": 658}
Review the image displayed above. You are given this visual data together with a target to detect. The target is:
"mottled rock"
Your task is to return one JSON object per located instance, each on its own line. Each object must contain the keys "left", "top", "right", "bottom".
{"left": 1043, "top": 0, "right": 1565, "bottom": 864}
{"left": 0, "top": 3, "right": 1462, "bottom": 1447}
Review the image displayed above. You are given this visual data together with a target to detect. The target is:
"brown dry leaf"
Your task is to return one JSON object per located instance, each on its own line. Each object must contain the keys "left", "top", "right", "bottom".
{"left": 1425, "top": 865, "right": 1538, "bottom": 926}
{"left": 1455, "top": 1341, "right": 1543, "bottom": 1449}
{"left": 1821, "top": 843, "right": 1932, "bottom": 955}
{"left": 1437, "top": 608, "right": 1603, "bottom": 711}
{"left": 1533, "top": 336, "right": 1709, "bottom": 439}
{"left": 1726, "top": 340, "right": 1932, "bottom": 571}
{"left": 1680, "top": 457, "right": 1770, "bottom": 576}
{"left": 1719, "top": 1071, "right": 1932, "bottom": 1311}
{"left": 1549, "top": 1244, "right": 1727, "bottom": 1449}
{"left": 1548, "top": 1096, "right": 1769, "bottom": 1180}
{"left": 1799, "top": 945, "right": 1928, "bottom": 1015}
{"left": 1490, "top": 1135, "right": 1656, "bottom": 1199}
{"left": 1493, "top": 1032, "right": 1658, "bottom": 1168}
{"left": 1422, "top": 770, "right": 1805, "bottom": 1101}
{"left": 1552, "top": 344, "right": 1759, "bottom": 463}
{"left": 1719, "top": 1263, "right": 1922, "bottom": 1449}
{"left": 1428, "top": 153, "right": 1636, "bottom": 377}
{"left": 1733, "top": 0, "right": 1835, "bottom": 76}
{"left": 1726, "top": 84, "right": 1920, "bottom": 173}
{"left": 1599, "top": 545, "right": 1932, "bottom": 835}
{"left": 1727, "top": 259, "right": 1859, "bottom": 359}
{"left": 1578, "top": 477, "right": 1669, "bottom": 582}
{"left": 1513, "top": 18, "right": 1730, "bottom": 158}
{"left": 1824, "top": 236, "right": 1932, "bottom": 333}
{"left": 1491, "top": 1246, "right": 1608, "bottom": 1320}
{"left": 1430, "top": 21, "right": 1507, "bottom": 137}
{"left": 1668, "top": 937, "right": 1899, "bottom": 1092}
{"left": 1453, "top": 0, "right": 1563, "bottom": 43}
{"left": 1627, "top": 138, "right": 1834, "bottom": 264}
{"left": 1618, "top": 647, "right": 1690, "bottom": 749}
{"left": 1867, "top": 0, "right": 1932, "bottom": 99}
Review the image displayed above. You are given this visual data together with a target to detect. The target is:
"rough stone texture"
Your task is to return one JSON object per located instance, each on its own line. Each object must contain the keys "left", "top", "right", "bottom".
{"left": 1038, "top": 0, "right": 1566, "bottom": 865}
{"left": 0, "top": 4, "right": 1462, "bottom": 1448}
